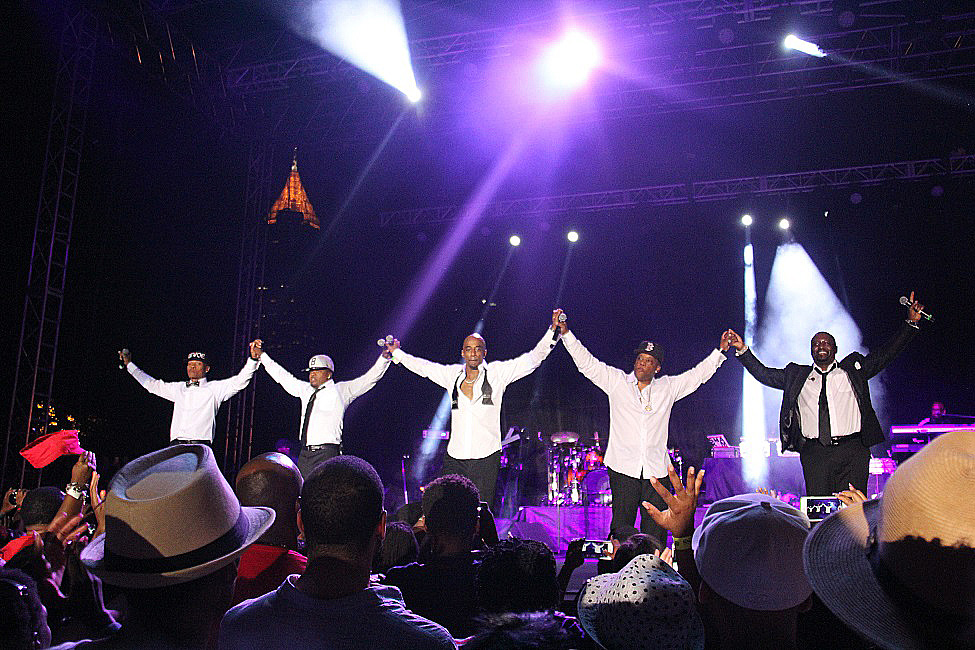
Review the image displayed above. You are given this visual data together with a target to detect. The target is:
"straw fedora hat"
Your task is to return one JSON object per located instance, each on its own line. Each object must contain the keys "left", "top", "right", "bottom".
{"left": 803, "top": 431, "right": 975, "bottom": 649}
{"left": 82, "top": 444, "right": 274, "bottom": 588}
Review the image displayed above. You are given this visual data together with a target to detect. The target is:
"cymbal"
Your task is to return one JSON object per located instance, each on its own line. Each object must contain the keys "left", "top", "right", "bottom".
{"left": 550, "top": 431, "right": 579, "bottom": 445}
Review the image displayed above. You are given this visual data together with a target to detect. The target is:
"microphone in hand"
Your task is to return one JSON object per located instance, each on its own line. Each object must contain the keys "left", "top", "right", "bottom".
{"left": 899, "top": 296, "right": 934, "bottom": 322}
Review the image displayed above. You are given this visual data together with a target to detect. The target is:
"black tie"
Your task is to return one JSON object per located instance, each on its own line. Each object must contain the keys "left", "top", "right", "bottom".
{"left": 301, "top": 386, "right": 323, "bottom": 446}
{"left": 185, "top": 380, "right": 200, "bottom": 387}
{"left": 818, "top": 369, "right": 832, "bottom": 446}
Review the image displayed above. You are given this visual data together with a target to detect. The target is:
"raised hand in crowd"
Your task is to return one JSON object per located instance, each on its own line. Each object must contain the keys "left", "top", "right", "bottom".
{"left": 642, "top": 463, "right": 704, "bottom": 588}
{"left": 89, "top": 470, "right": 106, "bottom": 538}
{"left": 2, "top": 487, "right": 28, "bottom": 516}
{"left": 642, "top": 463, "right": 704, "bottom": 539}
{"left": 249, "top": 339, "right": 263, "bottom": 360}
{"left": 71, "top": 451, "right": 96, "bottom": 488}
{"left": 723, "top": 329, "right": 746, "bottom": 352}
{"left": 119, "top": 348, "right": 132, "bottom": 366}
{"left": 834, "top": 483, "right": 867, "bottom": 506}
{"left": 653, "top": 546, "right": 674, "bottom": 567}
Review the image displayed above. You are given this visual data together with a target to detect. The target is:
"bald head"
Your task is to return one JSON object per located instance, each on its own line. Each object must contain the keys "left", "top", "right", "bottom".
{"left": 461, "top": 333, "right": 487, "bottom": 370}
{"left": 236, "top": 452, "right": 303, "bottom": 548}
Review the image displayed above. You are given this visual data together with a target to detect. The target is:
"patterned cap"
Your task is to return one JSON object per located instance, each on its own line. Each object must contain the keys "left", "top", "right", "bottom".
{"left": 186, "top": 352, "right": 208, "bottom": 365}
{"left": 578, "top": 554, "right": 704, "bottom": 649}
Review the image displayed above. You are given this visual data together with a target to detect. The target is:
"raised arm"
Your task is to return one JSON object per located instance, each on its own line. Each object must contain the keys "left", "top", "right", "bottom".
{"left": 337, "top": 354, "right": 392, "bottom": 402}
{"left": 390, "top": 342, "right": 460, "bottom": 390}
{"left": 725, "top": 329, "right": 786, "bottom": 390}
{"left": 125, "top": 352, "right": 181, "bottom": 402}
{"left": 489, "top": 325, "right": 557, "bottom": 386}
{"left": 212, "top": 344, "right": 261, "bottom": 403}
{"left": 559, "top": 321, "right": 625, "bottom": 395}
{"left": 670, "top": 341, "right": 727, "bottom": 401}
{"left": 259, "top": 349, "right": 307, "bottom": 397}
{"left": 860, "top": 293, "right": 924, "bottom": 378}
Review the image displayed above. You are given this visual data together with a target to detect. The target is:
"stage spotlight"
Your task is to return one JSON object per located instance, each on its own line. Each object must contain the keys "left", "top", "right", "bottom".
{"left": 509, "top": 234, "right": 522, "bottom": 247}
{"left": 741, "top": 214, "right": 753, "bottom": 227}
{"left": 778, "top": 218, "right": 791, "bottom": 230}
{"left": 537, "top": 27, "right": 602, "bottom": 92}
{"left": 298, "top": 0, "right": 420, "bottom": 101}
{"left": 783, "top": 34, "right": 826, "bottom": 58}
{"left": 566, "top": 230, "right": 579, "bottom": 243}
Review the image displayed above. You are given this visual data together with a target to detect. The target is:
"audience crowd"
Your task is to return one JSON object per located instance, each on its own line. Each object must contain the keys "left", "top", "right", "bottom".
{"left": 1, "top": 430, "right": 972, "bottom": 649}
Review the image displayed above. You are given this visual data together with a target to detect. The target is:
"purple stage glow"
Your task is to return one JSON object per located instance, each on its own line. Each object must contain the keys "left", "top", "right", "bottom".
{"left": 536, "top": 28, "right": 602, "bottom": 95}
{"left": 383, "top": 132, "right": 529, "bottom": 342}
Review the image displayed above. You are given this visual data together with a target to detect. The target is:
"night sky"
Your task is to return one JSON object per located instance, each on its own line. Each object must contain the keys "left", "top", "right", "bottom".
{"left": 4, "top": 1, "right": 974, "bottom": 496}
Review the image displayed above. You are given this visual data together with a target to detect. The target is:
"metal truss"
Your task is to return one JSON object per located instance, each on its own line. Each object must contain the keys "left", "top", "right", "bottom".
{"left": 224, "top": 8, "right": 975, "bottom": 144}
{"left": 379, "top": 154, "right": 975, "bottom": 226}
{"left": 3, "top": 7, "right": 97, "bottom": 487}
{"left": 224, "top": 140, "right": 273, "bottom": 475}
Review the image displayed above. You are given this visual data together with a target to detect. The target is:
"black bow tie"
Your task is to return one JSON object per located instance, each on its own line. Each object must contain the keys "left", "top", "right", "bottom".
{"left": 186, "top": 380, "right": 200, "bottom": 387}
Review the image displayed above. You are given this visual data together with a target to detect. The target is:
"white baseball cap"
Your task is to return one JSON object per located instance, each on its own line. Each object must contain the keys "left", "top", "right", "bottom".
{"left": 304, "top": 354, "right": 334, "bottom": 372}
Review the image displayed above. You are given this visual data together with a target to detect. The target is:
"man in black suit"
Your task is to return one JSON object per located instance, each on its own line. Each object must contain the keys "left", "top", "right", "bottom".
{"left": 723, "top": 293, "right": 925, "bottom": 496}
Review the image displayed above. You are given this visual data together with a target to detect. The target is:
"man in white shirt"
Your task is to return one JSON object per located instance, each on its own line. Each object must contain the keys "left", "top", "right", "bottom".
{"left": 384, "top": 315, "right": 558, "bottom": 505}
{"left": 120, "top": 345, "right": 260, "bottom": 445}
{"left": 724, "top": 292, "right": 925, "bottom": 496}
{"left": 251, "top": 339, "right": 392, "bottom": 478}
{"left": 552, "top": 309, "right": 730, "bottom": 544}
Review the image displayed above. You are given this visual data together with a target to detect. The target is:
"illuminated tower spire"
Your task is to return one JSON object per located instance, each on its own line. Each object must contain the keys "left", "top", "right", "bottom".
{"left": 268, "top": 148, "right": 319, "bottom": 228}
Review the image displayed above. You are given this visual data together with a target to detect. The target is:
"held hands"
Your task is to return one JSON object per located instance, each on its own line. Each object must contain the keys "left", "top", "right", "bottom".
{"left": 722, "top": 329, "right": 746, "bottom": 352}
{"left": 905, "top": 291, "right": 925, "bottom": 323}
{"left": 249, "top": 339, "right": 263, "bottom": 360}
{"left": 642, "top": 463, "right": 705, "bottom": 539}
{"left": 384, "top": 338, "right": 400, "bottom": 359}
{"left": 552, "top": 309, "right": 568, "bottom": 335}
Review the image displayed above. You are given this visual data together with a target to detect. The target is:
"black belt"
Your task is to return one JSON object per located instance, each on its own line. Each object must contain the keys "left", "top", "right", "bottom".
{"left": 305, "top": 443, "right": 339, "bottom": 452}
{"left": 816, "top": 432, "right": 861, "bottom": 446}
{"left": 170, "top": 439, "right": 211, "bottom": 446}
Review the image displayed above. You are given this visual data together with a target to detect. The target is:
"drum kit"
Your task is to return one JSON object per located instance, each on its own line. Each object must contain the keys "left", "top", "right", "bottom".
{"left": 546, "top": 431, "right": 610, "bottom": 506}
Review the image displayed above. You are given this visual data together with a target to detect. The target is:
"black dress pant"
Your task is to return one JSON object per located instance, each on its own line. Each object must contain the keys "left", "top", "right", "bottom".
{"left": 297, "top": 444, "right": 341, "bottom": 478}
{"left": 798, "top": 434, "right": 870, "bottom": 496}
{"left": 441, "top": 451, "right": 501, "bottom": 507}
{"left": 607, "top": 467, "right": 672, "bottom": 546}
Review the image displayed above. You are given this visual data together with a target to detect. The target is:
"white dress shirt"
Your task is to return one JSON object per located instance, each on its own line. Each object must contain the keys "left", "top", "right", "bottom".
{"left": 562, "top": 331, "right": 725, "bottom": 480}
{"left": 261, "top": 352, "right": 391, "bottom": 446}
{"left": 392, "top": 331, "right": 554, "bottom": 460}
{"left": 797, "top": 362, "right": 861, "bottom": 439}
{"left": 127, "top": 358, "right": 259, "bottom": 442}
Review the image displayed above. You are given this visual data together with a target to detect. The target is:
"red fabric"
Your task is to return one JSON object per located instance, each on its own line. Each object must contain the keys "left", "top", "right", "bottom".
{"left": 232, "top": 544, "right": 307, "bottom": 605}
{"left": 0, "top": 531, "right": 38, "bottom": 562}
{"left": 20, "top": 430, "right": 85, "bottom": 468}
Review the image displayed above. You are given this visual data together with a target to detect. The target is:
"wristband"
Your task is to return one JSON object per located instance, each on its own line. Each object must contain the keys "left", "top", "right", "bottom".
{"left": 65, "top": 482, "right": 86, "bottom": 500}
{"left": 672, "top": 535, "right": 693, "bottom": 551}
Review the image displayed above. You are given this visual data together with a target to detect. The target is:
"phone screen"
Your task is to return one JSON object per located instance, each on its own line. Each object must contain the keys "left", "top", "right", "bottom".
{"left": 580, "top": 539, "right": 613, "bottom": 558}
{"left": 800, "top": 496, "right": 845, "bottom": 524}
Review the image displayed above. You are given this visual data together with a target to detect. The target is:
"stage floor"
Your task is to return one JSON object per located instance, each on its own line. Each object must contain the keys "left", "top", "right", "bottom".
{"left": 497, "top": 506, "right": 709, "bottom": 552}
